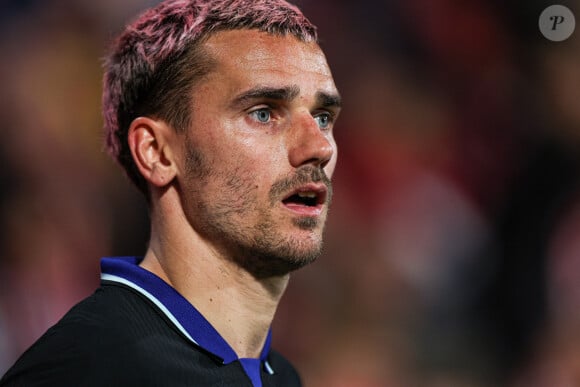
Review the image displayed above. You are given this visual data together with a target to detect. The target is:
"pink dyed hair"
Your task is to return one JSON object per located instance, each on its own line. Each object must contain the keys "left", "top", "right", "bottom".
{"left": 102, "top": 0, "right": 318, "bottom": 195}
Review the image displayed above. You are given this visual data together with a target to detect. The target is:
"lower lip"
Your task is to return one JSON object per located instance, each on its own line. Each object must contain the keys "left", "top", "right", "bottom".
{"left": 282, "top": 203, "right": 324, "bottom": 217}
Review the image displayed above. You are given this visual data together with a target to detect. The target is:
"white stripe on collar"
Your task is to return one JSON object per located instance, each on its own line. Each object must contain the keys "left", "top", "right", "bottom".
{"left": 101, "top": 273, "right": 198, "bottom": 345}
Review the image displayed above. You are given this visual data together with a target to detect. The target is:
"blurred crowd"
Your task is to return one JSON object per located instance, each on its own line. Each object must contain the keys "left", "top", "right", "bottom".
{"left": 1, "top": 0, "right": 579, "bottom": 385}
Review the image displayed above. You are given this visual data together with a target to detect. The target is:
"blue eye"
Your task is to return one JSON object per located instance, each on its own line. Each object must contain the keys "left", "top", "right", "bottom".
{"left": 314, "top": 113, "right": 331, "bottom": 129}
{"left": 250, "top": 109, "right": 271, "bottom": 123}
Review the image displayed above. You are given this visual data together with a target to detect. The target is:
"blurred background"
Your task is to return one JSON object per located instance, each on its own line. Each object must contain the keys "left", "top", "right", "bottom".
{"left": 1, "top": 0, "right": 579, "bottom": 385}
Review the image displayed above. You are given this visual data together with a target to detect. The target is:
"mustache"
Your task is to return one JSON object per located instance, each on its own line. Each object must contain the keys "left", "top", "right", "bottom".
{"left": 269, "top": 166, "right": 333, "bottom": 205}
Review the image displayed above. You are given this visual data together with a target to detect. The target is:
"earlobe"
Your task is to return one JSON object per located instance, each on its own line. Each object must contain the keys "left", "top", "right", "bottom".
{"left": 128, "top": 117, "right": 177, "bottom": 188}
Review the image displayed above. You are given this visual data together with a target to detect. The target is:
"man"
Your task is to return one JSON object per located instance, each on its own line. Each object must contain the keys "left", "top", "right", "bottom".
{"left": 0, "top": 0, "right": 340, "bottom": 386}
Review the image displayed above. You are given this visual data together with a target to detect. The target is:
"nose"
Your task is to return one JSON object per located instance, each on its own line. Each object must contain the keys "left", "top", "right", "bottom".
{"left": 287, "top": 112, "right": 334, "bottom": 169}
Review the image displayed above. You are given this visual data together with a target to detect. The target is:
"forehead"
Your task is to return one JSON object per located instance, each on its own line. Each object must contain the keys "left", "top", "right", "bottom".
{"left": 200, "top": 29, "right": 337, "bottom": 95}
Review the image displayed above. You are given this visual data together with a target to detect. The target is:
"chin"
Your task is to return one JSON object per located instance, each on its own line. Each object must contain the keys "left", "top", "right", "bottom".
{"left": 236, "top": 237, "right": 323, "bottom": 279}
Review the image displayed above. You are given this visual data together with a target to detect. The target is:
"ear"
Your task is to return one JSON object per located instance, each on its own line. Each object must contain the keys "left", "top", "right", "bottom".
{"left": 128, "top": 117, "right": 178, "bottom": 188}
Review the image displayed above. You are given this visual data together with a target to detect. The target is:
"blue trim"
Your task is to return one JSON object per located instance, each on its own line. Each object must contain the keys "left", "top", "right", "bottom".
{"left": 100, "top": 256, "right": 274, "bottom": 385}
{"left": 239, "top": 358, "right": 263, "bottom": 387}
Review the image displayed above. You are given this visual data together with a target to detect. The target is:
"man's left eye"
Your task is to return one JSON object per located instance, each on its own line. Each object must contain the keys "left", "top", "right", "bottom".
{"left": 250, "top": 109, "right": 271, "bottom": 123}
{"left": 314, "top": 113, "right": 332, "bottom": 129}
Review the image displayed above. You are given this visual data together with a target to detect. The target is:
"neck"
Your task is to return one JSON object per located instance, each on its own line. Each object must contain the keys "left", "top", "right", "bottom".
{"left": 140, "top": 194, "right": 290, "bottom": 359}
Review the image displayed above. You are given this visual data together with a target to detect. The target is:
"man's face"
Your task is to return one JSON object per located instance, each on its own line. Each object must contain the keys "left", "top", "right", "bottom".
{"left": 175, "top": 29, "right": 340, "bottom": 277}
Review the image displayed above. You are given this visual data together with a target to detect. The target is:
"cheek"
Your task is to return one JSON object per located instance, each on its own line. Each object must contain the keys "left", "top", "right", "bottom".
{"left": 221, "top": 143, "right": 281, "bottom": 190}
{"left": 198, "top": 118, "right": 289, "bottom": 187}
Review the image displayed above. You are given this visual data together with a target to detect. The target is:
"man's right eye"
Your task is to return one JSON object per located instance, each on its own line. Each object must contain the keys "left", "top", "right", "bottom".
{"left": 249, "top": 109, "right": 272, "bottom": 123}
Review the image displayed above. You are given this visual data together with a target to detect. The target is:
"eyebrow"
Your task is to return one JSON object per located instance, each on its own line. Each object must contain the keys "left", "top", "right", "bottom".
{"left": 316, "top": 91, "right": 342, "bottom": 109}
{"left": 230, "top": 85, "right": 342, "bottom": 110}
{"left": 230, "top": 85, "right": 300, "bottom": 109}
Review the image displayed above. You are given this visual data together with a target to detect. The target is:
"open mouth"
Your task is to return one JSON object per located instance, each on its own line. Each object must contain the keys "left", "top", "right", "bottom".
{"left": 281, "top": 185, "right": 327, "bottom": 210}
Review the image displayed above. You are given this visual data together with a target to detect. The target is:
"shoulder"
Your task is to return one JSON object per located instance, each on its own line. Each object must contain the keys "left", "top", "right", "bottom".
{"left": 48, "top": 282, "right": 166, "bottom": 344}
{"left": 1, "top": 284, "right": 198, "bottom": 386}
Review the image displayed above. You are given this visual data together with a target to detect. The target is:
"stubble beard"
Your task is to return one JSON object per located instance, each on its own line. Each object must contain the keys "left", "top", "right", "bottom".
{"left": 183, "top": 144, "right": 332, "bottom": 278}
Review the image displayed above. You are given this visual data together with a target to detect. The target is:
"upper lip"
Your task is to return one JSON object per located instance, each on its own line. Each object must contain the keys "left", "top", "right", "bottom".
{"left": 282, "top": 183, "right": 328, "bottom": 206}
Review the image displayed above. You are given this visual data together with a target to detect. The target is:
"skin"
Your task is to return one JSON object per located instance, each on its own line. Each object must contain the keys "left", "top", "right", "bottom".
{"left": 127, "top": 29, "right": 340, "bottom": 358}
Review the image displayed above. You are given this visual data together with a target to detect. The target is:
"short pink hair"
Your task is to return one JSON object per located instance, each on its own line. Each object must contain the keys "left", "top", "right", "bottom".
{"left": 102, "top": 0, "right": 318, "bottom": 194}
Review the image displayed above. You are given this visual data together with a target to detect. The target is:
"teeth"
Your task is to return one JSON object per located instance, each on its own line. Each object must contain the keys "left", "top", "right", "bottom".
{"left": 297, "top": 192, "right": 317, "bottom": 198}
